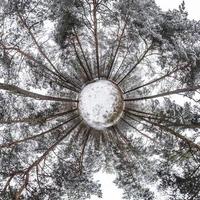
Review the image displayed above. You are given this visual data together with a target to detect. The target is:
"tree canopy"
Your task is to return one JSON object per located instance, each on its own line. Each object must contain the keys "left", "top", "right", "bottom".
{"left": 1, "top": 0, "right": 200, "bottom": 199}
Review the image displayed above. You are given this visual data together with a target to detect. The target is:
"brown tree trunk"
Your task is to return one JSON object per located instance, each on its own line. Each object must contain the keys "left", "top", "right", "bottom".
{"left": 125, "top": 85, "right": 200, "bottom": 102}
{"left": 0, "top": 83, "right": 78, "bottom": 102}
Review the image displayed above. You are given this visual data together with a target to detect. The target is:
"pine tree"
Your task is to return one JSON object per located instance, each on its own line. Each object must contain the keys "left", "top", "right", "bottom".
{"left": 1, "top": 0, "right": 200, "bottom": 199}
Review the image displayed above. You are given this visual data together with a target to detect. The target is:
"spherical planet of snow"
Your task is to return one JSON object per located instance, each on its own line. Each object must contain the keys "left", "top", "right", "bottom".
{"left": 78, "top": 80, "right": 124, "bottom": 130}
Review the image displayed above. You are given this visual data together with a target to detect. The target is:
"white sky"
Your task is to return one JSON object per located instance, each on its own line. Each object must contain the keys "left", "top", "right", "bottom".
{"left": 156, "top": 0, "right": 200, "bottom": 20}
{"left": 90, "top": 1, "right": 200, "bottom": 200}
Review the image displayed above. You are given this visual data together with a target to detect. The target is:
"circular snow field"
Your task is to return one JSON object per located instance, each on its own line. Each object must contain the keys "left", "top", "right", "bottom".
{"left": 78, "top": 80, "right": 124, "bottom": 130}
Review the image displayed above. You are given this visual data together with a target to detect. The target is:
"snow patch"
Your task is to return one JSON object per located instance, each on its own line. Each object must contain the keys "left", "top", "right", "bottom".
{"left": 78, "top": 80, "right": 124, "bottom": 130}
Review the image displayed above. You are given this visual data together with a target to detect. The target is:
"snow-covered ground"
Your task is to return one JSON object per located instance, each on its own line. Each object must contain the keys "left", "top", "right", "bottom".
{"left": 78, "top": 80, "right": 124, "bottom": 130}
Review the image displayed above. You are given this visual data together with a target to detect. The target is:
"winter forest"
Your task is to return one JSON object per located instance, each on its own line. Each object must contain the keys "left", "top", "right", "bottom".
{"left": 1, "top": 0, "right": 200, "bottom": 199}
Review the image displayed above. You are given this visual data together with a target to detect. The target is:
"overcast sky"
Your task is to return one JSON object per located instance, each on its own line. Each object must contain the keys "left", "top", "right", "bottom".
{"left": 156, "top": 0, "right": 200, "bottom": 20}
{"left": 90, "top": 1, "right": 200, "bottom": 200}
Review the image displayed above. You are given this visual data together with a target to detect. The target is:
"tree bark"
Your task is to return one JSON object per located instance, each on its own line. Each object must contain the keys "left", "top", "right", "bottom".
{"left": 0, "top": 108, "right": 77, "bottom": 124}
{"left": 117, "top": 43, "right": 152, "bottom": 85}
{"left": 0, "top": 83, "right": 78, "bottom": 102}
{"left": 92, "top": 0, "right": 100, "bottom": 78}
{"left": 107, "top": 18, "right": 128, "bottom": 79}
{"left": 0, "top": 114, "right": 79, "bottom": 149}
{"left": 15, "top": 119, "right": 82, "bottom": 199}
{"left": 124, "top": 64, "right": 187, "bottom": 94}
{"left": 125, "top": 85, "right": 200, "bottom": 102}
{"left": 131, "top": 112, "right": 200, "bottom": 151}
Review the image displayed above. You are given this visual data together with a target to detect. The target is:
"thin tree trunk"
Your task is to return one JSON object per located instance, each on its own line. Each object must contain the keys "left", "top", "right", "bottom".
{"left": 0, "top": 108, "right": 77, "bottom": 124}
{"left": 17, "top": 11, "right": 81, "bottom": 91}
{"left": 0, "top": 83, "right": 78, "bottom": 102}
{"left": 72, "top": 39, "right": 91, "bottom": 81}
{"left": 124, "top": 85, "right": 200, "bottom": 102}
{"left": 125, "top": 107, "right": 173, "bottom": 119}
{"left": 124, "top": 64, "right": 187, "bottom": 94}
{"left": 107, "top": 18, "right": 128, "bottom": 79}
{"left": 133, "top": 113, "right": 200, "bottom": 151}
{"left": 117, "top": 43, "right": 152, "bottom": 85}
{"left": 121, "top": 116, "right": 159, "bottom": 143}
{"left": 73, "top": 28, "right": 93, "bottom": 79}
{"left": 78, "top": 128, "right": 91, "bottom": 174}
{"left": 92, "top": 0, "right": 100, "bottom": 78}
{"left": 15, "top": 119, "right": 82, "bottom": 199}
{"left": 0, "top": 43, "right": 79, "bottom": 93}
{"left": 126, "top": 110, "right": 200, "bottom": 129}
{"left": 112, "top": 47, "right": 130, "bottom": 82}
{"left": 0, "top": 114, "right": 79, "bottom": 149}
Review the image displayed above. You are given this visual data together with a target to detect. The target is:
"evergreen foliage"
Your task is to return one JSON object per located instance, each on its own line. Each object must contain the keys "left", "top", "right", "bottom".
{"left": 0, "top": 0, "right": 200, "bottom": 199}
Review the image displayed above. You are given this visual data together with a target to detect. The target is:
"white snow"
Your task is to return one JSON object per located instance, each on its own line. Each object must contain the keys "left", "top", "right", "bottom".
{"left": 78, "top": 80, "right": 124, "bottom": 130}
